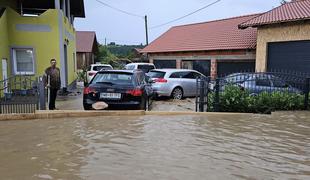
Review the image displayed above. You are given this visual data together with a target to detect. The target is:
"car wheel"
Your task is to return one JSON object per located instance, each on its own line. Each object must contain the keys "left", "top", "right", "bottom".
{"left": 171, "top": 87, "right": 183, "bottom": 100}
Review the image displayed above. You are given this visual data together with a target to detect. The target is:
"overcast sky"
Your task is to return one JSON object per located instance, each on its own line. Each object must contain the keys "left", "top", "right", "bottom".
{"left": 75, "top": 0, "right": 283, "bottom": 45}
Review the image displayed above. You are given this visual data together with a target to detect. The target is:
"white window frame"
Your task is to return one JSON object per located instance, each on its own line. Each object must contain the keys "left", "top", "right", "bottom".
{"left": 12, "top": 48, "right": 35, "bottom": 75}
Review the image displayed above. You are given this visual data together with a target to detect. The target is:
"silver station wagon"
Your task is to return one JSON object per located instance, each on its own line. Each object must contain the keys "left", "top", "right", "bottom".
{"left": 147, "top": 69, "right": 206, "bottom": 99}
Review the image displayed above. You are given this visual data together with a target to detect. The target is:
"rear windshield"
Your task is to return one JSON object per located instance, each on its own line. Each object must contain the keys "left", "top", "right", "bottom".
{"left": 148, "top": 71, "right": 166, "bottom": 78}
{"left": 91, "top": 73, "right": 133, "bottom": 85}
{"left": 137, "top": 65, "right": 155, "bottom": 73}
{"left": 93, "top": 66, "right": 112, "bottom": 71}
{"left": 125, "top": 65, "right": 135, "bottom": 70}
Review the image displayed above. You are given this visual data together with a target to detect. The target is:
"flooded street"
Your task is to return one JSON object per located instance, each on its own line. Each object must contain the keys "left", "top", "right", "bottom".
{"left": 0, "top": 112, "right": 309, "bottom": 180}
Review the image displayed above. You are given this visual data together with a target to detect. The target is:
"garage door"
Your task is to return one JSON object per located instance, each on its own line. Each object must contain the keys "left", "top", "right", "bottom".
{"left": 217, "top": 61, "right": 255, "bottom": 77}
{"left": 267, "top": 41, "right": 310, "bottom": 73}
{"left": 182, "top": 60, "right": 211, "bottom": 76}
{"left": 154, "top": 60, "right": 176, "bottom": 69}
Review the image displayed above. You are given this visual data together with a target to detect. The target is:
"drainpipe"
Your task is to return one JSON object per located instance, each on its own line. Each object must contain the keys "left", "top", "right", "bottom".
{"left": 55, "top": 0, "right": 60, "bottom": 9}
{"left": 20, "top": 0, "right": 23, "bottom": 15}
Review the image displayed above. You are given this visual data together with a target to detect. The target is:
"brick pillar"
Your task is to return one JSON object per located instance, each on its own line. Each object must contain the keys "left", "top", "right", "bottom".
{"left": 176, "top": 59, "right": 181, "bottom": 69}
{"left": 149, "top": 57, "right": 154, "bottom": 64}
{"left": 211, "top": 58, "right": 217, "bottom": 80}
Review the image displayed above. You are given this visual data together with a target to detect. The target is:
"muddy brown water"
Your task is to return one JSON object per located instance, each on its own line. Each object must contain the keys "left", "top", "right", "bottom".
{"left": 0, "top": 112, "right": 309, "bottom": 180}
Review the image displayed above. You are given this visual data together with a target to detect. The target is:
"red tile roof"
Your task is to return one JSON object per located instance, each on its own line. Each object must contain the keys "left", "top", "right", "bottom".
{"left": 239, "top": 0, "right": 310, "bottom": 29}
{"left": 141, "top": 14, "right": 260, "bottom": 53}
{"left": 76, "top": 31, "right": 97, "bottom": 53}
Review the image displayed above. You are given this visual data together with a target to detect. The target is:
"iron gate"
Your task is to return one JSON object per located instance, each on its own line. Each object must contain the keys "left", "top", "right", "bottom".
{"left": 0, "top": 75, "right": 46, "bottom": 114}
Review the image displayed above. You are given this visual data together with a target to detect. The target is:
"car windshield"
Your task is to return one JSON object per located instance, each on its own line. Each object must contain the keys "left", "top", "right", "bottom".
{"left": 148, "top": 71, "right": 166, "bottom": 78}
{"left": 93, "top": 66, "right": 112, "bottom": 71}
{"left": 137, "top": 65, "right": 155, "bottom": 73}
{"left": 125, "top": 65, "right": 135, "bottom": 70}
{"left": 91, "top": 73, "right": 133, "bottom": 85}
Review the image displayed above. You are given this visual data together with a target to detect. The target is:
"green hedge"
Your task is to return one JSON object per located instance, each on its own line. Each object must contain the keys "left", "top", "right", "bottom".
{"left": 207, "top": 86, "right": 306, "bottom": 113}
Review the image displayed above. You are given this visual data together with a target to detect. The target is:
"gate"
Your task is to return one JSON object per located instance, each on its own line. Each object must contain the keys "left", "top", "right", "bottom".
{"left": 0, "top": 75, "right": 46, "bottom": 114}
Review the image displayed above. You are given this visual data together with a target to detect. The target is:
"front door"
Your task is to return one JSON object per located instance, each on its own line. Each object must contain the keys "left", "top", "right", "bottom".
{"left": 2, "top": 59, "right": 8, "bottom": 93}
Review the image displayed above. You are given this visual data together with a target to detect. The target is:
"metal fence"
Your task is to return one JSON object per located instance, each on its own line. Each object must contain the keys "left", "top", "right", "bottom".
{"left": 196, "top": 70, "right": 310, "bottom": 113}
{"left": 0, "top": 75, "right": 46, "bottom": 114}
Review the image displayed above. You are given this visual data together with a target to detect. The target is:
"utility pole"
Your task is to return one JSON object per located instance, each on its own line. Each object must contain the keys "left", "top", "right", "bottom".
{"left": 145, "top": 15, "right": 149, "bottom": 45}
{"left": 105, "top": 38, "right": 107, "bottom": 46}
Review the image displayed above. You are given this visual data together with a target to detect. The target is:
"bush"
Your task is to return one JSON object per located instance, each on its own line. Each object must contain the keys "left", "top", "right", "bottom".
{"left": 208, "top": 85, "right": 306, "bottom": 113}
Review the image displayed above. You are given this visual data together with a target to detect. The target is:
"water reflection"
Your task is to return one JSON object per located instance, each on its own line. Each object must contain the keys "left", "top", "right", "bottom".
{"left": 0, "top": 112, "right": 309, "bottom": 179}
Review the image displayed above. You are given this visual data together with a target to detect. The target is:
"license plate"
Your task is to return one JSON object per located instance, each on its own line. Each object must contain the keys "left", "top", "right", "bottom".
{"left": 100, "top": 93, "right": 121, "bottom": 99}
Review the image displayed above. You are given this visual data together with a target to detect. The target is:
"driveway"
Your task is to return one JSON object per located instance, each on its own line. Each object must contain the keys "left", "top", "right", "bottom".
{"left": 56, "top": 89, "right": 195, "bottom": 112}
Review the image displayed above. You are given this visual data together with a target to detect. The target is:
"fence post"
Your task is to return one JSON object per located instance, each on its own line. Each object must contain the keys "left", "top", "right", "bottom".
{"left": 199, "top": 78, "right": 205, "bottom": 112}
{"left": 304, "top": 77, "right": 310, "bottom": 110}
{"left": 38, "top": 76, "right": 46, "bottom": 110}
{"left": 214, "top": 78, "right": 220, "bottom": 112}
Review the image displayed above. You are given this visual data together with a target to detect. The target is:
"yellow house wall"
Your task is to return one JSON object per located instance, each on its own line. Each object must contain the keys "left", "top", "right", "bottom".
{"left": 0, "top": 9, "right": 9, "bottom": 81}
{"left": 256, "top": 22, "right": 310, "bottom": 72}
{"left": 7, "top": 8, "right": 60, "bottom": 77}
{"left": 62, "top": 16, "right": 77, "bottom": 85}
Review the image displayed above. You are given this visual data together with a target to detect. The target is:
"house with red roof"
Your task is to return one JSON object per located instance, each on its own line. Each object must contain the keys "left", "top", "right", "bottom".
{"left": 76, "top": 31, "right": 98, "bottom": 70}
{"left": 239, "top": 0, "right": 310, "bottom": 74}
{"left": 141, "top": 14, "right": 260, "bottom": 78}
{"left": 142, "top": 0, "right": 310, "bottom": 78}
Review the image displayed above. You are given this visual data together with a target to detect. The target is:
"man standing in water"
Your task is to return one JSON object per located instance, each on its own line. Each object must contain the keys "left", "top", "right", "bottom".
{"left": 45, "top": 59, "right": 61, "bottom": 110}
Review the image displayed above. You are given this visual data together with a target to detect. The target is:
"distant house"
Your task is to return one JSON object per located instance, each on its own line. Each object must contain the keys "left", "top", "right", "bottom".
{"left": 141, "top": 14, "right": 260, "bottom": 78}
{"left": 0, "top": 0, "right": 85, "bottom": 91}
{"left": 239, "top": 0, "right": 310, "bottom": 74}
{"left": 76, "top": 31, "right": 98, "bottom": 70}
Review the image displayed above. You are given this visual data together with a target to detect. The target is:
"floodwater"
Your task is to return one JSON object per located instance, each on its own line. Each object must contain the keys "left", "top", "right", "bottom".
{"left": 0, "top": 112, "right": 309, "bottom": 180}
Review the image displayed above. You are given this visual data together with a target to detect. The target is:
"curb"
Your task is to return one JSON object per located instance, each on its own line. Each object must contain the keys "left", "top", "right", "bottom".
{"left": 0, "top": 110, "right": 253, "bottom": 121}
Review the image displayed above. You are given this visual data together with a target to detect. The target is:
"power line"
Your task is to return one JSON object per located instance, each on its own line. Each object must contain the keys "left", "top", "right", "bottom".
{"left": 94, "top": 0, "right": 144, "bottom": 19}
{"left": 150, "top": 0, "right": 221, "bottom": 29}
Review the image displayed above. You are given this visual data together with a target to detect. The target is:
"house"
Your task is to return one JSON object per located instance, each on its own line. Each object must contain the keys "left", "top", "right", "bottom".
{"left": 239, "top": 0, "right": 310, "bottom": 74}
{"left": 0, "top": 0, "right": 85, "bottom": 91}
{"left": 76, "top": 31, "right": 98, "bottom": 70}
{"left": 141, "top": 14, "right": 260, "bottom": 78}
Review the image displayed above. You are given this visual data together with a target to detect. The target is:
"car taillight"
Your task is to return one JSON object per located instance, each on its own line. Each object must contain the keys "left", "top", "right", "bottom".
{"left": 83, "top": 87, "right": 96, "bottom": 94}
{"left": 126, "top": 89, "right": 143, "bottom": 96}
{"left": 155, "top": 78, "right": 167, "bottom": 83}
{"left": 88, "top": 72, "right": 96, "bottom": 76}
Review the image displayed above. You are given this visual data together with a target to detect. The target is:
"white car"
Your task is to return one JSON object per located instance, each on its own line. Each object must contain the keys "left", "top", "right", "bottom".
{"left": 87, "top": 64, "right": 113, "bottom": 82}
{"left": 147, "top": 69, "right": 206, "bottom": 99}
{"left": 124, "top": 63, "right": 155, "bottom": 73}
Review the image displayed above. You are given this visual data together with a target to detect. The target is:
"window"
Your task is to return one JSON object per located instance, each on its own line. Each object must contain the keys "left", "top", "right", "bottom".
{"left": 147, "top": 71, "right": 166, "bottom": 78}
{"left": 183, "top": 72, "right": 201, "bottom": 79}
{"left": 93, "top": 66, "right": 112, "bottom": 71}
{"left": 92, "top": 73, "right": 133, "bottom": 85}
{"left": 137, "top": 65, "right": 155, "bottom": 73}
{"left": 170, "top": 72, "right": 183, "bottom": 78}
{"left": 13, "top": 48, "right": 35, "bottom": 75}
{"left": 255, "top": 78, "right": 271, "bottom": 87}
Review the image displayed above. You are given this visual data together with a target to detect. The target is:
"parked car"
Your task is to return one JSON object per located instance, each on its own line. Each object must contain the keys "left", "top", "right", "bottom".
{"left": 218, "top": 73, "right": 301, "bottom": 95}
{"left": 124, "top": 63, "right": 155, "bottom": 73}
{"left": 83, "top": 70, "right": 153, "bottom": 110}
{"left": 147, "top": 69, "right": 206, "bottom": 99}
{"left": 86, "top": 64, "right": 113, "bottom": 82}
